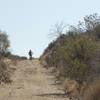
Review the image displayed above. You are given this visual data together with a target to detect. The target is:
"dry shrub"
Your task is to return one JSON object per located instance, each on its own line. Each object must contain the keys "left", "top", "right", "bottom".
{"left": 64, "top": 79, "right": 100, "bottom": 100}
{"left": 7, "top": 55, "right": 27, "bottom": 66}
{"left": 63, "top": 79, "right": 79, "bottom": 92}
{"left": 82, "top": 79, "right": 100, "bottom": 100}
{"left": 60, "top": 79, "right": 80, "bottom": 100}
{"left": 8, "top": 55, "right": 27, "bottom": 60}
{"left": 0, "top": 60, "right": 11, "bottom": 84}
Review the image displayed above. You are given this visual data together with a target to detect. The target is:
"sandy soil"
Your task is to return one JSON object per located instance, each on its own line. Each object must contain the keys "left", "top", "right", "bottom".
{"left": 0, "top": 59, "right": 69, "bottom": 100}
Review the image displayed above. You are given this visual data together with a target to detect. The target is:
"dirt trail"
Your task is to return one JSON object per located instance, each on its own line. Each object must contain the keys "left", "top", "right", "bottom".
{"left": 0, "top": 59, "right": 69, "bottom": 100}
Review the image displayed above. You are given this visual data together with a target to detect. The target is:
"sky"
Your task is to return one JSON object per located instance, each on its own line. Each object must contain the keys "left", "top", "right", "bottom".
{"left": 0, "top": 0, "right": 100, "bottom": 57}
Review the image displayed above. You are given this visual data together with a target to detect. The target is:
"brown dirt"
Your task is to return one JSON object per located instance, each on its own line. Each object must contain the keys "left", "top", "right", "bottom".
{"left": 0, "top": 59, "right": 69, "bottom": 100}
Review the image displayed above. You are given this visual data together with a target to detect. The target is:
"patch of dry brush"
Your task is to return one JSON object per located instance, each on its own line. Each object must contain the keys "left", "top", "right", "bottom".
{"left": 82, "top": 79, "right": 100, "bottom": 100}
{"left": 60, "top": 78, "right": 100, "bottom": 100}
{"left": 0, "top": 60, "right": 11, "bottom": 84}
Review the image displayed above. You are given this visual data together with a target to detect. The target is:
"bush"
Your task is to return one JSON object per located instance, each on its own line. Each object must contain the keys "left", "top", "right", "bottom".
{"left": 45, "top": 34, "right": 97, "bottom": 83}
{"left": 0, "top": 60, "right": 11, "bottom": 84}
{"left": 42, "top": 13, "right": 100, "bottom": 84}
{"left": 82, "top": 79, "right": 100, "bottom": 100}
{"left": 0, "top": 31, "right": 10, "bottom": 57}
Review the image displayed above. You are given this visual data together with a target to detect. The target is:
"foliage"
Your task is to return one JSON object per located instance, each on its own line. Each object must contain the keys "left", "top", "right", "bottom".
{"left": 46, "top": 35, "right": 97, "bottom": 83}
{"left": 0, "top": 31, "right": 10, "bottom": 56}
{"left": 0, "top": 31, "right": 11, "bottom": 84}
{"left": 42, "top": 13, "right": 100, "bottom": 84}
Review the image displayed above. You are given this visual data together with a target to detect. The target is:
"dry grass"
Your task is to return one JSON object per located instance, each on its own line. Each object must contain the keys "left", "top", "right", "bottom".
{"left": 59, "top": 78, "right": 100, "bottom": 100}
{"left": 82, "top": 79, "right": 100, "bottom": 100}
{"left": 0, "top": 60, "right": 11, "bottom": 84}
{"left": 59, "top": 79, "right": 80, "bottom": 100}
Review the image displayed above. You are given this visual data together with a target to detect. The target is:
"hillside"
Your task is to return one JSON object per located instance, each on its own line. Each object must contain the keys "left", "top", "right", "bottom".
{"left": 40, "top": 14, "right": 100, "bottom": 100}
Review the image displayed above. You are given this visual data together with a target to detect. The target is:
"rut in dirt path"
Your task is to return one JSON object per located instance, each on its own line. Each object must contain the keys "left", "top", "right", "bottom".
{"left": 0, "top": 59, "right": 69, "bottom": 100}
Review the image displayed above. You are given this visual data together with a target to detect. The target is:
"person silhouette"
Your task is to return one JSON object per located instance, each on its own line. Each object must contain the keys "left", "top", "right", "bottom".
{"left": 28, "top": 49, "right": 33, "bottom": 60}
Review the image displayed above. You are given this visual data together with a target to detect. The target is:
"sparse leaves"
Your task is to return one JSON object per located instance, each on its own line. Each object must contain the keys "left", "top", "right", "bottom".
{"left": 0, "top": 31, "right": 10, "bottom": 56}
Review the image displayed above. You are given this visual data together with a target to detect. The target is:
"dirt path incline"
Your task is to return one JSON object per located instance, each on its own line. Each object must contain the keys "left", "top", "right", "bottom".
{"left": 0, "top": 59, "right": 69, "bottom": 100}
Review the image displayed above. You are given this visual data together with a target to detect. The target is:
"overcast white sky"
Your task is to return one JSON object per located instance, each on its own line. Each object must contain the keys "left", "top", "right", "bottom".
{"left": 0, "top": 0, "right": 99, "bottom": 57}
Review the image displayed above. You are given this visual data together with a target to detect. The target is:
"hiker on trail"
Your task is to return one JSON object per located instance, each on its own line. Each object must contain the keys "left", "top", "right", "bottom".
{"left": 28, "top": 49, "right": 33, "bottom": 60}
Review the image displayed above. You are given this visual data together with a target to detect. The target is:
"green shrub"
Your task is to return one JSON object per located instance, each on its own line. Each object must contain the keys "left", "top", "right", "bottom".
{"left": 42, "top": 14, "right": 100, "bottom": 84}
{"left": 45, "top": 35, "right": 97, "bottom": 83}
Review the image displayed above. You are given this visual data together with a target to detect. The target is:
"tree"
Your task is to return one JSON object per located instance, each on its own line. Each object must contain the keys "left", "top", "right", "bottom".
{"left": 0, "top": 31, "right": 10, "bottom": 56}
{"left": 49, "top": 22, "right": 66, "bottom": 38}
{"left": 83, "top": 13, "right": 100, "bottom": 32}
